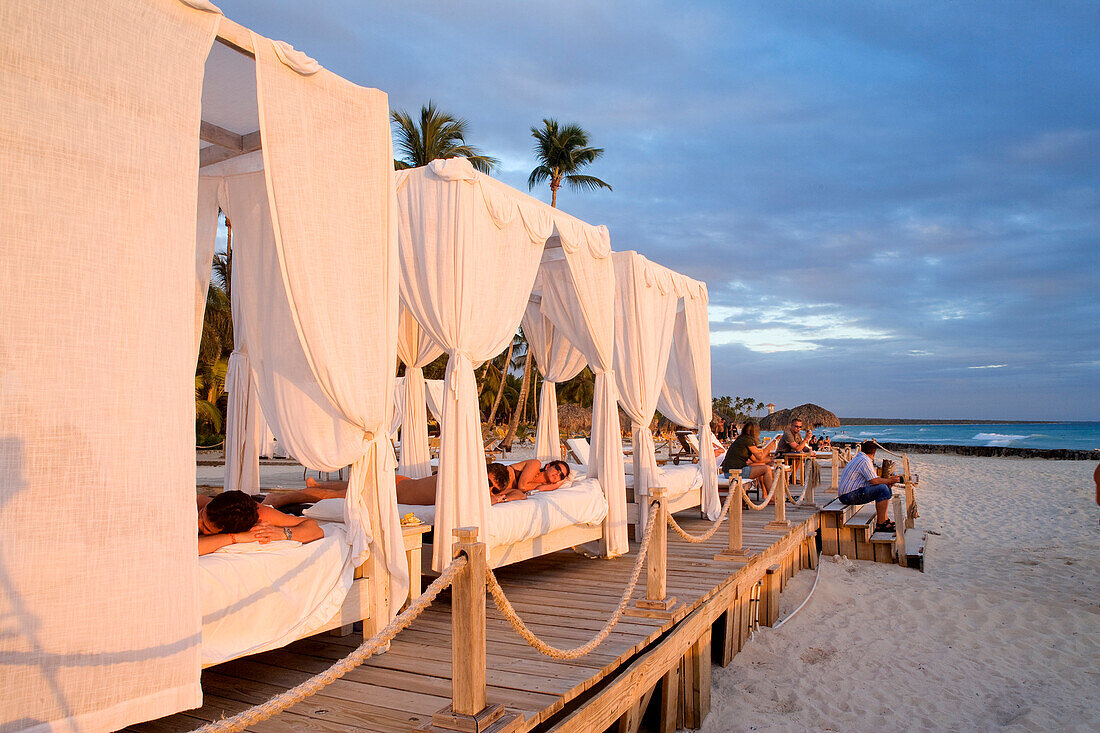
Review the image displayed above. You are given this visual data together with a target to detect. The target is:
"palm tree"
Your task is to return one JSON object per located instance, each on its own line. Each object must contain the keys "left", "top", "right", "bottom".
{"left": 527, "top": 118, "right": 612, "bottom": 207}
{"left": 391, "top": 101, "right": 499, "bottom": 173}
{"left": 500, "top": 120, "right": 611, "bottom": 448}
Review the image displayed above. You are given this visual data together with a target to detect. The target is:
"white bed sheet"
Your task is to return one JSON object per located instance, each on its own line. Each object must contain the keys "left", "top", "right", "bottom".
{"left": 623, "top": 463, "right": 702, "bottom": 501}
{"left": 399, "top": 476, "right": 608, "bottom": 547}
{"left": 199, "top": 523, "right": 355, "bottom": 666}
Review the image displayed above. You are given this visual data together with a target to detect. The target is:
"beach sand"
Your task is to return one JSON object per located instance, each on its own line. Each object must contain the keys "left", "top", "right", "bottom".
{"left": 703, "top": 454, "right": 1100, "bottom": 732}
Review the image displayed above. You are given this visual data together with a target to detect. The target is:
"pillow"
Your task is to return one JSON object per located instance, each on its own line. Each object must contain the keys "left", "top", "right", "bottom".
{"left": 214, "top": 539, "right": 300, "bottom": 553}
{"left": 301, "top": 497, "right": 345, "bottom": 522}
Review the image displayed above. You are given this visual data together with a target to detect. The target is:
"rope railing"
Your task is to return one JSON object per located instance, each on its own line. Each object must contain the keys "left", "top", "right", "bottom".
{"left": 741, "top": 474, "right": 783, "bottom": 511}
{"left": 666, "top": 482, "right": 737, "bottom": 543}
{"left": 190, "top": 555, "right": 469, "bottom": 733}
{"left": 484, "top": 503, "right": 659, "bottom": 660}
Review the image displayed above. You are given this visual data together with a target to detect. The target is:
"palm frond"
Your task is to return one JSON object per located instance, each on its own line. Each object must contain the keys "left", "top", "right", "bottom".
{"left": 527, "top": 164, "right": 552, "bottom": 190}
{"left": 564, "top": 174, "right": 612, "bottom": 192}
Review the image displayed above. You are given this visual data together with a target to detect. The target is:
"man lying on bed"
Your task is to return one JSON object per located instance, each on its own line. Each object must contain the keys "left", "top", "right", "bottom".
{"left": 263, "top": 460, "right": 573, "bottom": 510}
{"left": 197, "top": 490, "right": 324, "bottom": 556}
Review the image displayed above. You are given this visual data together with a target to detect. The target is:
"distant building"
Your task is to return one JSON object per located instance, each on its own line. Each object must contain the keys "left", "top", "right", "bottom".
{"left": 766, "top": 403, "right": 775, "bottom": 414}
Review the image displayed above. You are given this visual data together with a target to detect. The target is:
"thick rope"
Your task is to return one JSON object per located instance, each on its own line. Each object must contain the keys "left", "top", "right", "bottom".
{"left": 666, "top": 482, "right": 737, "bottom": 543}
{"left": 741, "top": 474, "right": 782, "bottom": 511}
{"left": 191, "top": 556, "right": 468, "bottom": 733}
{"left": 485, "top": 504, "right": 658, "bottom": 660}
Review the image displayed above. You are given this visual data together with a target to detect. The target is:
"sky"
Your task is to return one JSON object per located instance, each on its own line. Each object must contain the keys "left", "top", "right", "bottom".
{"left": 217, "top": 0, "right": 1100, "bottom": 420}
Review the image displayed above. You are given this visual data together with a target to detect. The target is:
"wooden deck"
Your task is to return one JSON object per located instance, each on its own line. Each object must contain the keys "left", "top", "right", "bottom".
{"left": 129, "top": 501, "right": 823, "bottom": 733}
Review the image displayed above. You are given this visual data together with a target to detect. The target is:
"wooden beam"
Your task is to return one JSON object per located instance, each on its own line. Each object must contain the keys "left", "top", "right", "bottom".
{"left": 199, "top": 129, "right": 262, "bottom": 169}
{"left": 200, "top": 121, "right": 243, "bottom": 152}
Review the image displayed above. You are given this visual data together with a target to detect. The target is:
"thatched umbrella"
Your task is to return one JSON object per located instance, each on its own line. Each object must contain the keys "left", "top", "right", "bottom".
{"left": 557, "top": 403, "right": 592, "bottom": 437}
{"left": 758, "top": 403, "right": 839, "bottom": 431}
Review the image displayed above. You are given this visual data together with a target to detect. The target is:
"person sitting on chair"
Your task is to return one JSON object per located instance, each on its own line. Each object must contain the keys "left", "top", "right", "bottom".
{"left": 837, "top": 440, "right": 902, "bottom": 533}
{"left": 776, "top": 417, "right": 814, "bottom": 454}
{"left": 720, "top": 421, "right": 776, "bottom": 491}
{"left": 197, "top": 490, "right": 324, "bottom": 556}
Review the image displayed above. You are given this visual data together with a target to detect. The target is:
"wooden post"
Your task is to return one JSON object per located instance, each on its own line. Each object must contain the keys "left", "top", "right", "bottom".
{"left": 424, "top": 528, "right": 520, "bottom": 733}
{"left": 802, "top": 457, "right": 816, "bottom": 507}
{"left": 715, "top": 477, "right": 755, "bottom": 562}
{"left": 629, "top": 486, "right": 678, "bottom": 617}
{"left": 760, "top": 565, "right": 781, "bottom": 627}
{"left": 766, "top": 468, "right": 792, "bottom": 531}
{"left": 830, "top": 448, "right": 839, "bottom": 491}
{"left": 892, "top": 494, "right": 907, "bottom": 563}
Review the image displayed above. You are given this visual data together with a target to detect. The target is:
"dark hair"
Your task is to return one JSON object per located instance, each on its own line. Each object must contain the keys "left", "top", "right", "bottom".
{"left": 545, "top": 460, "right": 570, "bottom": 478}
{"left": 205, "top": 490, "right": 259, "bottom": 533}
{"left": 740, "top": 420, "right": 760, "bottom": 443}
{"left": 486, "top": 463, "right": 510, "bottom": 492}
{"left": 861, "top": 440, "right": 878, "bottom": 455}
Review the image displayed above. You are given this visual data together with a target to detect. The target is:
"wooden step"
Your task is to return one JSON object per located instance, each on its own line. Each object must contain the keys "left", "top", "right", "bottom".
{"left": 904, "top": 529, "right": 928, "bottom": 572}
{"left": 820, "top": 497, "right": 847, "bottom": 513}
{"left": 868, "top": 529, "right": 896, "bottom": 563}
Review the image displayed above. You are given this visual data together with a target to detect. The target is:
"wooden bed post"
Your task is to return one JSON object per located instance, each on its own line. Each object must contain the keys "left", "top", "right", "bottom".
{"left": 766, "top": 468, "right": 791, "bottom": 532}
{"left": 629, "top": 486, "right": 678, "bottom": 617}
{"left": 423, "top": 527, "right": 519, "bottom": 733}
{"left": 715, "top": 477, "right": 755, "bottom": 562}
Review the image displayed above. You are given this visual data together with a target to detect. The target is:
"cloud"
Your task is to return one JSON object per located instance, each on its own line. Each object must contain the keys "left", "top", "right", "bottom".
{"left": 215, "top": 0, "right": 1100, "bottom": 419}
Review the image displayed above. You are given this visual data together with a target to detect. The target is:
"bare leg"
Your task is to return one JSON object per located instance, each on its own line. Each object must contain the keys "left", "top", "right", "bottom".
{"left": 264, "top": 486, "right": 346, "bottom": 508}
{"left": 875, "top": 498, "right": 889, "bottom": 523}
{"left": 305, "top": 477, "right": 350, "bottom": 491}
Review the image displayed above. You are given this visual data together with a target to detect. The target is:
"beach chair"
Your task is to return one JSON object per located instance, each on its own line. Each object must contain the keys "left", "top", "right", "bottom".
{"left": 670, "top": 429, "right": 699, "bottom": 464}
{"left": 484, "top": 437, "right": 503, "bottom": 462}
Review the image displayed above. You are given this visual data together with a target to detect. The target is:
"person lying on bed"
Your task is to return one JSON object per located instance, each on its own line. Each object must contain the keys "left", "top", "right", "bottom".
{"left": 262, "top": 462, "right": 543, "bottom": 510}
{"left": 197, "top": 490, "right": 324, "bottom": 556}
{"left": 494, "top": 459, "right": 572, "bottom": 495}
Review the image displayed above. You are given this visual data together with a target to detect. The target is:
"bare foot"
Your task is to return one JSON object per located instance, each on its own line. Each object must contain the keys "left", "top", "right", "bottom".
{"left": 305, "top": 477, "right": 319, "bottom": 488}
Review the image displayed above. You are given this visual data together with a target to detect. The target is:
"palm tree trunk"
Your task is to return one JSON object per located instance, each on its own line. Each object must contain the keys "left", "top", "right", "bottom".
{"left": 486, "top": 343, "right": 512, "bottom": 425}
{"left": 503, "top": 347, "right": 533, "bottom": 450}
{"left": 475, "top": 360, "right": 491, "bottom": 400}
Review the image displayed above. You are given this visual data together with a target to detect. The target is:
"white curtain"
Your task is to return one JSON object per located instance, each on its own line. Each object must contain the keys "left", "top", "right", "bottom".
{"left": 397, "top": 306, "right": 445, "bottom": 478}
{"left": 392, "top": 376, "right": 444, "bottom": 440}
{"left": 253, "top": 36, "right": 405, "bottom": 618}
{"left": 521, "top": 299, "right": 586, "bottom": 463}
{"left": 222, "top": 350, "right": 264, "bottom": 494}
{"left": 195, "top": 177, "right": 221, "bottom": 356}
{"left": 611, "top": 252, "right": 679, "bottom": 535}
{"left": 658, "top": 296, "right": 720, "bottom": 519}
{"left": 0, "top": 1, "right": 218, "bottom": 729}
{"left": 396, "top": 158, "right": 550, "bottom": 570}
{"left": 537, "top": 250, "right": 629, "bottom": 555}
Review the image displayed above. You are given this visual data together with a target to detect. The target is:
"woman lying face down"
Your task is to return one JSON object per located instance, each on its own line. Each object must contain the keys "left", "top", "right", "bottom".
{"left": 260, "top": 459, "right": 574, "bottom": 510}
{"left": 197, "top": 490, "right": 324, "bottom": 555}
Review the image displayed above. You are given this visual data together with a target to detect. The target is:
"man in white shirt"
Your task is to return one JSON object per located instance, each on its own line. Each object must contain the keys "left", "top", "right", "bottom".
{"left": 837, "top": 440, "right": 902, "bottom": 532}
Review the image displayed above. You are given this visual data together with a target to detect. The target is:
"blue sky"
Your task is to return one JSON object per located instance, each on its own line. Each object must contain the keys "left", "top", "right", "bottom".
{"left": 217, "top": 0, "right": 1100, "bottom": 420}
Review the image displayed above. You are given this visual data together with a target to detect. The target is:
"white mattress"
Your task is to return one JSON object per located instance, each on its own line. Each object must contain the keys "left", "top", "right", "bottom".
{"left": 399, "top": 476, "right": 608, "bottom": 547}
{"left": 198, "top": 523, "right": 355, "bottom": 665}
{"left": 623, "top": 463, "right": 703, "bottom": 501}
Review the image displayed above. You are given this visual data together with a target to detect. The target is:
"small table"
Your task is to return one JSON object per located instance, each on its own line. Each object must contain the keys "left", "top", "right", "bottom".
{"left": 781, "top": 452, "right": 812, "bottom": 486}
{"left": 401, "top": 522, "right": 432, "bottom": 606}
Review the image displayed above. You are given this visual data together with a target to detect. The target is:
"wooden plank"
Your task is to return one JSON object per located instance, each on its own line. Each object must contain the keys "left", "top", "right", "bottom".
{"left": 659, "top": 663, "right": 678, "bottom": 733}
{"left": 546, "top": 581, "right": 734, "bottom": 732}
{"left": 692, "top": 627, "right": 712, "bottom": 723}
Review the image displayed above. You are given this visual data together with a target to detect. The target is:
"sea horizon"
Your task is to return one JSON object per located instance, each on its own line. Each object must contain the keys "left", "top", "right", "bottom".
{"left": 775, "top": 421, "right": 1100, "bottom": 452}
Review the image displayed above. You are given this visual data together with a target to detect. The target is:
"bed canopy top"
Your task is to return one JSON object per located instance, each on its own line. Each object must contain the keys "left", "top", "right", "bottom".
{"left": 394, "top": 158, "right": 630, "bottom": 570}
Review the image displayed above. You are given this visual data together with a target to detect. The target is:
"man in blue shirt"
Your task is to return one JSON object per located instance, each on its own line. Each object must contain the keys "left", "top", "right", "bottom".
{"left": 837, "top": 440, "right": 902, "bottom": 532}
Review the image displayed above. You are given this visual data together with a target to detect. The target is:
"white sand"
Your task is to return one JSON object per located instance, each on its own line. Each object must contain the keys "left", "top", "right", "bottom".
{"left": 703, "top": 454, "right": 1100, "bottom": 732}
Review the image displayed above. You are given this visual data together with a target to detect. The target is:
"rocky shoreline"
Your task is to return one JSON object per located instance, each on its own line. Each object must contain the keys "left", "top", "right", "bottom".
{"left": 835, "top": 440, "right": 1100, "bottom": 460}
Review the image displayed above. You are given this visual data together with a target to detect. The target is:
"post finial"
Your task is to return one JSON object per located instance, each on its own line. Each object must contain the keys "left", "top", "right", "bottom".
{"left": 453, "top": 526, "right": 478, "bottom": 544}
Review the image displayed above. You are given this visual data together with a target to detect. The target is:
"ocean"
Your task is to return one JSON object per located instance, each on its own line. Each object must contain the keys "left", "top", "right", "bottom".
{"left": 774, "top": 422, "right": 1100, "bottom": 452}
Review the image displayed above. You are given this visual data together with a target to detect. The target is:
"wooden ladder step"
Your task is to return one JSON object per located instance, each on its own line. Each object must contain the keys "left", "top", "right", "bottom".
{"left": 820, "top": 497, "right": 846, "bottom": 513}
{"left": 904, "top": 529, "right": 928, "bottom": 572}
{"left": 843, "top": 505, "right": 876, "bottom": 530}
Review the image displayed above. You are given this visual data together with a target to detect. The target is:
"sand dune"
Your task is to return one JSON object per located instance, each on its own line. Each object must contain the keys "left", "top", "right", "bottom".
{"left": 703, "top": 454, "right": 1100, "bottom": 732}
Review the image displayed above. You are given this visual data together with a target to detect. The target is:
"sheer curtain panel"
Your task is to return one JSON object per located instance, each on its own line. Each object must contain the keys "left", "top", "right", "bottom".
{"left": 0, "top": 1, "right": 219, "bottom": 729}
{"left": 521, "top": 299, "right": 586, "bottom": 463}
{"left": 396, "top": 158, "right": 549, "bottom": 570}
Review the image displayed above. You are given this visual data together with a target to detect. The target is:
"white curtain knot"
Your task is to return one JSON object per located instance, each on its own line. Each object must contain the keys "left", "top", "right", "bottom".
{"left": 272, "top": 40, "right": 322, "bottom": 75}
{"left": 178, "top": 0, "right": 222, "bottom": 12}
{"left": 428, "top": 157, "right": 478, "bottom": 181}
